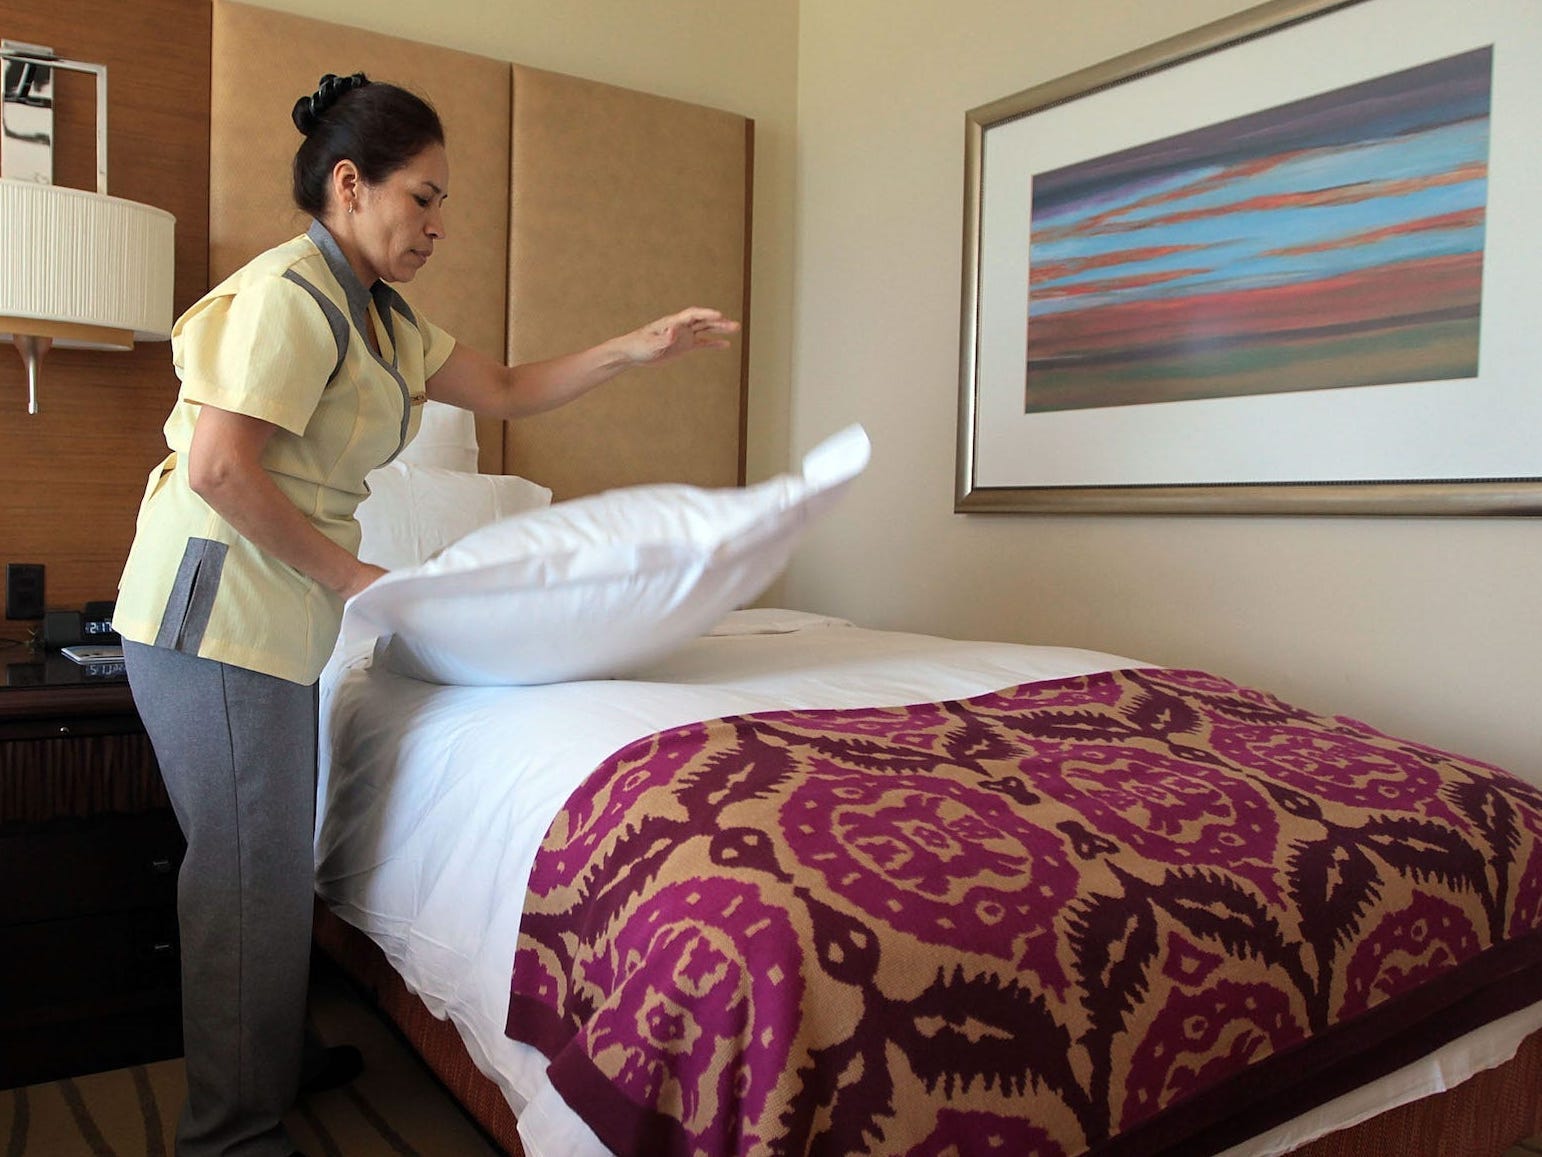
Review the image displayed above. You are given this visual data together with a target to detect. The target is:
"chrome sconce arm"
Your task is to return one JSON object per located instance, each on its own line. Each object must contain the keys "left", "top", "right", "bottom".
{"left": 2, "top": 40, "right": 107, "bottom": 192}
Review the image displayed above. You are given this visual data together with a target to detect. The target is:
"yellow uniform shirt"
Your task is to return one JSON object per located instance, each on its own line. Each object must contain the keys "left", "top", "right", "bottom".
{"left": 115, "top": 221, "right": 456, "bottom": 684}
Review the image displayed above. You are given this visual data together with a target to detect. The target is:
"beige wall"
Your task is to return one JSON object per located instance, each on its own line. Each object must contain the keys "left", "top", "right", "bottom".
{"left": 240, "top": 0, "right": 799, "bottom": 488}
{"left": 785, "top": 0, "right": 1541, "bottom": 779}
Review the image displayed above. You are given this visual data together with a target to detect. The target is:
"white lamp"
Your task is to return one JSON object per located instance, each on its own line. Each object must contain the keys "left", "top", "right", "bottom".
{"left": 0, "top": 40, "right": 175, "bottom": 413}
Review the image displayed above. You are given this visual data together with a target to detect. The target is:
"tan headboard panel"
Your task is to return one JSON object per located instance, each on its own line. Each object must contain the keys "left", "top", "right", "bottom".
{"left": 210, "top": 0, "right": 510, "bottom": 469}
{"left": 209, "top": 2, "right": 751, "bottom": 495}
{"left": 506, "top": 66, "right": 751, "bottom": 498}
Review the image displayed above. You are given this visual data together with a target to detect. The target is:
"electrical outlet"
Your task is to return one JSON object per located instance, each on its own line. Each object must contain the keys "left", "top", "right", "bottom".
{"left": 5, "top": 563, "right": 45, "bottom": 620}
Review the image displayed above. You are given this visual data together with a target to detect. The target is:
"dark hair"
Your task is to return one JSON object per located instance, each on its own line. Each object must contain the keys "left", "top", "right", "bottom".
{"left": 290, "top": 73, "right": 445, "bottom": 216}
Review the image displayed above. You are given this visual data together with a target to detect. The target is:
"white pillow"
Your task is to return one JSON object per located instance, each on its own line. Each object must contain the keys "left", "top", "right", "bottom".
{"left": 346, "top": 424, "right": 871, "bottom": 686}
{"left": 356, "top": 461, "right": 553, "bottom": 571}
{"left": 398, "top": 399, "right": 480, "bottom": 471}
{"left": 706, "top": 608, "right": 854, "bottom": 636}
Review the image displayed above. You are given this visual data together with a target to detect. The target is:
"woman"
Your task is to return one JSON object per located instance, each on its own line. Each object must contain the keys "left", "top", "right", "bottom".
{"left": 113, "top": 72, "right": 737, "bottom": 1157}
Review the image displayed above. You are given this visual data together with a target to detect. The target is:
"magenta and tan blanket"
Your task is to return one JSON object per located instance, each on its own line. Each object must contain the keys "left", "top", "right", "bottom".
{"left": 506, "top": 668, "right": 1542, "bottom": 1156}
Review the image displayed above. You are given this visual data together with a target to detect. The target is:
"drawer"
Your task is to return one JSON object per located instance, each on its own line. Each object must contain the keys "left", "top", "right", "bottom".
{"left": 0, "top": 712, "right": 144, "bottom": 743}
{"left": 1, "top": 730, "right": 168, "bottom": 824}
{"left": 1, "top": 810, "right": 184, "bottom": 925}
{"left": 0, "top": 907, "right": 180, "bottom": 1024}
{"left": 0, "top": 1003, "right": 183, "bottom": 1089}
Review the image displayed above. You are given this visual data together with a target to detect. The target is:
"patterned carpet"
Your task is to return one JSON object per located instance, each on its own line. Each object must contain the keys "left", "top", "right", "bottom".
{"left": 8, "top": 964, "right": 1541, "bottom": 1157}
{"left": 0, "top": 961, "right": 501, "bottom": 1156}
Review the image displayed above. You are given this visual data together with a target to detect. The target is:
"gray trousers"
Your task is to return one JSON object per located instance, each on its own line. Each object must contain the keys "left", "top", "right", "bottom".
{"left": 124, "top": 640, "right": 317, "bottom": 1157}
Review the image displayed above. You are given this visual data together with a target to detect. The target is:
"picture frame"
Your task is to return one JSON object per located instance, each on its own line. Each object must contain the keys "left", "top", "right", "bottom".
{"left": 956, "top": 0, "right": 1542, "bottom": 515}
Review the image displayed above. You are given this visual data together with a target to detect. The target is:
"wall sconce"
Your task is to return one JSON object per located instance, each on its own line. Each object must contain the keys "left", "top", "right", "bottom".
{"left": 0, "top": 40, "right": 175, "bottom": 414}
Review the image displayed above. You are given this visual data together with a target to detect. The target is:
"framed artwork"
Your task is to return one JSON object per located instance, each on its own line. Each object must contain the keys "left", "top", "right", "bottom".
{"left": 956, "top": 0, "right": 1542, "bottom": 514}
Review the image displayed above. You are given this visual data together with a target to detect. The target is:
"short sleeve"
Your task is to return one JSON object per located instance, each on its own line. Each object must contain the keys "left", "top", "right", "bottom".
{"left": 172, "top": 274, "right": 340, "bottom": 436}
{"left": 419, "top": 311, "right": 458, "bottom": 380}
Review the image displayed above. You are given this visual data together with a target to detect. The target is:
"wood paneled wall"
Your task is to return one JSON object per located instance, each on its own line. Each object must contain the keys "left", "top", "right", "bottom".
{"left": 0, "top": 0, "right": 210, "bottom": 643}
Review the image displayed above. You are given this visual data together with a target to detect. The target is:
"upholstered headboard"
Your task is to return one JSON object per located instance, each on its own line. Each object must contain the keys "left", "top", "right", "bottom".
{"left": 209, "top": 0, "right": 749, "bottom": 496}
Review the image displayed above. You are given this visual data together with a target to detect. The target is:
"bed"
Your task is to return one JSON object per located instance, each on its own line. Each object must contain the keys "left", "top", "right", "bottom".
{"left": 202, "top": 3, "right": 1542, "bottom": 1153}
{"left": 313, "top": 600, "right": 1542, "bottom": 1157}
{"left": 320, "top": 430, "right": 1542, "bottom": 1157}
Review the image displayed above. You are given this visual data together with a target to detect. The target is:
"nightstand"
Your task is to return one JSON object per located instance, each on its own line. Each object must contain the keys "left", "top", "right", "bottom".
{"left": 0, "top": 649, "right": 185, "bottom": 1088}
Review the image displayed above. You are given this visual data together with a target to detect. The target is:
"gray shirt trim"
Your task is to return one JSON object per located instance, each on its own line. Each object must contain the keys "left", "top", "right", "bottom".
{"left": 154, "top": 537, "right": 229, "bottom": 654}
{"left": 304, "top": 219, "right": 416, "bottom": 460}
{"left": 280, "top": 269, "right": 349, "bottom": 385}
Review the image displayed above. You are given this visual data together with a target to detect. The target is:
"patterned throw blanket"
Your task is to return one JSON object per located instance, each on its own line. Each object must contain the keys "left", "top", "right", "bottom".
{"left": 506, "top": 669, "right": 1542, "bottom": 1156}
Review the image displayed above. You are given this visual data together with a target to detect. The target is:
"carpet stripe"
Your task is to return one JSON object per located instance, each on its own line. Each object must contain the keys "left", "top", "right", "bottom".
{"left": 129, "top": 1066, "right": 165, "bottom": 1157}
{"left": 57, "top": 1079, "right": 116, "bottom": 1157}
{"left": 294, "top": 1099, "right": 344, "bottom": 1157}
{"left": 344, "top": 1085, "right": 422, "bottom": 1157}
{"left": 5, "top": 1087, "right": 27, "bottom": 1157}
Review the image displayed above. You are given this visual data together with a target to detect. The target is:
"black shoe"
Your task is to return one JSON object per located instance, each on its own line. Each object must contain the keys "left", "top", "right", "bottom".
{"left": 298, "top": 1043, "right": 364, "bottom": 1095}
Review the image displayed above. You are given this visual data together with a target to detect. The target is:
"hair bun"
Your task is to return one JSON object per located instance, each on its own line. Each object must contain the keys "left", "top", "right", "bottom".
{"left": 291, "top": 71, "right": 371, "bottom": 135}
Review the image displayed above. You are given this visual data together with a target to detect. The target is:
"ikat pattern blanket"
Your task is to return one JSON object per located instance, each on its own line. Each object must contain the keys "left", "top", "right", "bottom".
{"left": 506, "top": 668, "right": 1542, "bottom": 1156}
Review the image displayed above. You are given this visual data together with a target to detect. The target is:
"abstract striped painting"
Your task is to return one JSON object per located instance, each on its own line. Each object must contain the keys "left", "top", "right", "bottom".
{"left": 1025, "top": 47, "right": 1491, "bottom": 413}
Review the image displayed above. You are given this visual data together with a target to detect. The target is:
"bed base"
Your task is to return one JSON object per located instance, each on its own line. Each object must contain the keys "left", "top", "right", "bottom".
{"left": 1285, "top": 1026, "right": 1542, "bottom": 1157}
{"left": 314, "top": 901, "right": 1542, "bottom": 1157}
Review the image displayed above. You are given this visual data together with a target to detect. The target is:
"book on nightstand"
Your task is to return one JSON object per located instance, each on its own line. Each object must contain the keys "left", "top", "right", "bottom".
{"left": 60, "top": 644, "right": 125, "bottom": 665}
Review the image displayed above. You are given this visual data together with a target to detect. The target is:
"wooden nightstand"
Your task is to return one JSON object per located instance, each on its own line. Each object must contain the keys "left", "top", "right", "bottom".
{"left": 0, "top": 649, "right": 185, "bottom": 1088}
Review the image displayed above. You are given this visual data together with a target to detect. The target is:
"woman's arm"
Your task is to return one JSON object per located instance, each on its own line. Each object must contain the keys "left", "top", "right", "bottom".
{"left": 188, "top": 405, "right": 385, "bottom": 600}
{"left": 426, "top": 306, "right": 739, "bottom": 419}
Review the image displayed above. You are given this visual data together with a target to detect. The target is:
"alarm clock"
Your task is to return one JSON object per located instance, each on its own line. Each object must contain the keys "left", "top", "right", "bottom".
{"left": 81, "top": 600, "right": 120, "bottom": 643}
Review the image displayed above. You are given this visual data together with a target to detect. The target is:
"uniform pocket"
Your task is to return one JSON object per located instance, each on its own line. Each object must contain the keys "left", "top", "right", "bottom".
{"left": 153, "top": 538, "right": 229, "bottom": 653}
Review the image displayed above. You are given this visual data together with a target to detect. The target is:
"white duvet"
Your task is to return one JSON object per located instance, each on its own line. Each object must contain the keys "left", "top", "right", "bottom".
{"left": 314, "top": 610, "right": 1542, "bottom": 1157}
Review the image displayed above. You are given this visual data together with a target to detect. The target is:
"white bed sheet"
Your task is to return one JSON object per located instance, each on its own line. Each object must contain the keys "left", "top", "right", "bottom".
{"left": 314, "top": 611, "right": 1542, "bottom": 1157}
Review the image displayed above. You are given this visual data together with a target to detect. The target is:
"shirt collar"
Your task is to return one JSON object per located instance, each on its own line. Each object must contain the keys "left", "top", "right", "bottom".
{"left": 306, "top": 217, "right": 406, "bottom": 368}
{"left": 307, "top": 218, "right": 375, "bottom": 324}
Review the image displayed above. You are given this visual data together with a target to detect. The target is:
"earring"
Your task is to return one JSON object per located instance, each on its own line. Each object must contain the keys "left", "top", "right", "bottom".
{"left": 347, "top": 200, "right": 355, "bottom": 215}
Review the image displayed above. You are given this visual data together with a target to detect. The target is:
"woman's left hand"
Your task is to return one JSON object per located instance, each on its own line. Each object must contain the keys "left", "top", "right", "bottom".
{"left": 622, "top": 307, "right": 740, "bottom": 366}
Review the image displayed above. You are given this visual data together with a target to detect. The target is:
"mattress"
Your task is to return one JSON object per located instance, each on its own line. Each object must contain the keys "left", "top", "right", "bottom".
{"left": 314, "top": 610, "right": 1542, "bottom": 1156}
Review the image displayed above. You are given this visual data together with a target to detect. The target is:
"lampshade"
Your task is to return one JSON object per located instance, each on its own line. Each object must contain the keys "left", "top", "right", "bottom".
{"left": 1, "top": 40, "right": 177, "bottom": 413}
{"left": 0, "top": 178, "right": 175, "bottom": 350}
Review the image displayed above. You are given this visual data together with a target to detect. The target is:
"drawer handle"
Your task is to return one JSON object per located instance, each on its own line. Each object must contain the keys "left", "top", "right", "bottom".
{"left": 57, "top": 724, "right": 71, "bottom": 735}
{"left": 149, "top": 857, "right": 174, "bottom": 875}
{"left": 150, "top": 941, "right": 175, "bottom": 956}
